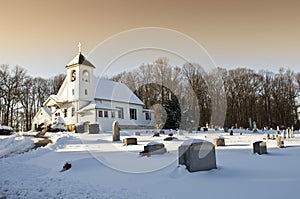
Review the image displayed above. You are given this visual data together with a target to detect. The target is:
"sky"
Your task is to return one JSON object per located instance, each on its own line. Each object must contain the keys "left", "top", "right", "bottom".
{"left": 0, "top": 0, "right": 299, "bottom": 78}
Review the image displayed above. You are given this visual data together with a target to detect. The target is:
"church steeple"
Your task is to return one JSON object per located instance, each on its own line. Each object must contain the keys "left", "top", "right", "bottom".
{"left": 65, "top": 43, "right": 95, "bottom": 103}
{"left": 66, "top": 42, "right": 95, "bottom": 69}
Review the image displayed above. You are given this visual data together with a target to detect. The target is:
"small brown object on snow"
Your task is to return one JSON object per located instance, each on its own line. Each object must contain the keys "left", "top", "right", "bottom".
{"left": 60, "top": 162, "right": 72, "bottom": 172}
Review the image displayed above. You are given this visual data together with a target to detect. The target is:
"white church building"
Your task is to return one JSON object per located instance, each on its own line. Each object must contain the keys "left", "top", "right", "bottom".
{"left": 32, "top": 44, "right": 154, "bottom": 132}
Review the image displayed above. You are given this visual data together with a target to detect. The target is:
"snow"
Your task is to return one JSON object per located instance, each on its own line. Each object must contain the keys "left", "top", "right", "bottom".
{"left": 146, "top": 141, "right": 163, "bottom": 146}
{"left": 95, "top": 79, "right": 145, "bottom": 105}
{"left": 48, "top": 95, "right": 66, "bottom": 104}
{"left": 0, "top": 134, "right": 34, "bottom": 158}
{"left": 181, "top": 138, "right": 208, "bottom": 145}
{"left": 1, "top": 129, "right": 300, "bottom": 198}
{"left": 0, "top": 125, "right": 13, "bottom": 131}
{"left": 78, "top": 101, "right": 119, "bottom": 112}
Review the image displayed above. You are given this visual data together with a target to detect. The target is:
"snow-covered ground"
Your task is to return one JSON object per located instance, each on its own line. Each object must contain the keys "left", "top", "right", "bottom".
{"left": 1, "top": 129, "right": 300, "bottom": 199}
{"left": 0, "top": 134, "right": 34, "bottom": 158}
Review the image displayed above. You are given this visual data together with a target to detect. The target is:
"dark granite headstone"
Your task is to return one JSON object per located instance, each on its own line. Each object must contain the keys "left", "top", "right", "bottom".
{"left": 89, "top": 123, "right": 99, "bottom": 134}
{"left": 133, "top": 132, "right": 141, "bottom": 136}
{"left": 178, "top": 139, "right": 217, "bottom": 172}
{"left": 253, "top": 141, "right": 267, "bottom": 155}
{"left": 75, "top": 124, "right": 84, "bottom": 133}
{"left": 153, "top": 132, "right": 160, "bottom": 137}
{"left": 140, "top": 142, "right": 167, "bottom": 156}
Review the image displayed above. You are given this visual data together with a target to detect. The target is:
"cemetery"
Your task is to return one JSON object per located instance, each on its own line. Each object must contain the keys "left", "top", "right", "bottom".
{"left": 1, "top": 1, "right": 299, "bottom": 198}
{"left": 1, "top": 126, "right": 300, "bottom": 198}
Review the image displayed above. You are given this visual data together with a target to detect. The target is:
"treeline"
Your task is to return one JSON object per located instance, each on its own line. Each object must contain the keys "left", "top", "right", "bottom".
{"left": 0, "top": 64, "right": 65, "bottom": 131}
{"left": 1, "top": 59, "right": 299, "bottom": 132}
{"left": 112, "top": 58, "right": 300, "bottom": 130}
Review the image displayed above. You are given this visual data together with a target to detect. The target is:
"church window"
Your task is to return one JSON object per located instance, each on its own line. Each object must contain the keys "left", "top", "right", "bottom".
{"left": 145, "top": 112, "right": 151, "bottom": 120}
{"left": 71, "top": 107, "right": 75, "bottom": 116}
{"left": 98, "top": 110, "right": 103, "bottom": 117}
{"left": 72, "top": 89, "right": 74, "bottom": 95}
{"left": 85, "top": 89, "right": 88, "bottom": 95}
{"left": 104, "top": 111, "right": 108, "bottom": 118}
{"left": 64, "top": 109, "right": 67, "bottom": 117}
{"left": 71, "top": 70, "right": 76, "bottom": 82}
{"left": 130, "top": 108, "right": 137, "bottom": 120}
{"left": 116, "top": 107, "right": 124, "bottom": 119}
{"left": 82, "top": 70, "right": 89, "bottom": 82}
{"left": 111, "top": 111, "right": 115, "bottom": 118}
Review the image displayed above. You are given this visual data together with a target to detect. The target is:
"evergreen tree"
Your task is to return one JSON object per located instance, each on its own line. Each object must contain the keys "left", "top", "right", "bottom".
{"left": 163, "top": 94, "right": 181, "bottom": 129}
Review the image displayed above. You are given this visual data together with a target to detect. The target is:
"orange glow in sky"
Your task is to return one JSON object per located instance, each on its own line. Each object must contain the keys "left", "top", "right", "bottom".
{"left": 0, "top": 0, "right": 299, "bottom": 77}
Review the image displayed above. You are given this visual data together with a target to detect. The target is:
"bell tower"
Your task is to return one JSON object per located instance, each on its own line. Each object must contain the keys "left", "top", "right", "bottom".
{"left": 65, "top": 42, "right": 95, "bottom": 104}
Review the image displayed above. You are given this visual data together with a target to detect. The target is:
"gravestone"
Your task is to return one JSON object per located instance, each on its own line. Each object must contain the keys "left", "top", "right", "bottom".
{"left": 253, "top": 141, "right": 267, "bottom": 155}
{"left": 214, "top": 138, "right": 225, "bottom": 147}
{"left": 133, "top": 132, "right": 141, "bottom": 136}
{"left": 249, "top": 117, "right": 253, "bottom": 130}
{"left": 112, "top": 120, "right": 120, "bottom": 141}
{"left": 83, "top": 122, "right": 89, "bottom": 132}
{"left": 282, "top": 130, "right": 286, "bottom": 139}
{"left": 153, "top": 132, "right": 160, "bottom": 137}
{"left": 253, "top": 121, "right": 258, "bottom": 133}
{"left": 123, "top": 137, "right": 137, "bottom": 146}
{"left": 276, "top": 126, "right": 280, "bottom": 135}
{"left": 287, "top": 127, "right": 294, "bottom": 138}
{"left": 75, "top": 123, "right": 84, "bottom": 133}
{"left": 291, "top": 126, "right": 294, "bottom": 138}
{"left": 276, "top": 136, "right": 284, "bottom": 148}
{"left": 178, "top": 139, "right": 217, "bottom": 172}
{"left": 140, "top": 142, "right": 167, "bottom": 156}
{"left": 163, "top": 135, "right": 178, "bottom": 141}
{"left": 89, "top": 123, "right": 99, "bottom": 134}
{"left": 224, "top": 127, "right": 229, "bottom": 133}
{"left": 264, "top": 134, "right": 270, "bottom": 140}
{"left": 203, "top": 122, "right": 209, "bottom": 131}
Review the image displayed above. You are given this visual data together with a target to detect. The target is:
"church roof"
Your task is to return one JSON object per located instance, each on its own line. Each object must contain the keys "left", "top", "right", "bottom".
{"left": 41, "top": 107, "right": 52, "bottom": 117}
{"left": 66, "top": 52, "right": 96, "bottom": 68}
{"left": 77, "top": 102, "right": 119, "bottom": 113}
{"left": 94, "top": 79, "right": 145, "bottom": 106}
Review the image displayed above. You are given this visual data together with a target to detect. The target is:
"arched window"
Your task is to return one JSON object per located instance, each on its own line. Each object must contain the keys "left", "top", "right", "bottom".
{"left": 71, "top": 70, "right": 76, "bottom": 82}
{"left": 82, "top": 70, "right": 89, "bottom": 82}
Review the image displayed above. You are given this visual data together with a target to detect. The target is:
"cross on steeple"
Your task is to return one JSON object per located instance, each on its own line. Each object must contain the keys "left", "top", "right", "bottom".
{"left": 78, "top": 42, "right": 82, "bottom": 53}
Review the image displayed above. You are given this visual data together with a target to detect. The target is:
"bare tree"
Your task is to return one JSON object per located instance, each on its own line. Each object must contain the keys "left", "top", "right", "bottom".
{"left": 182, "top": 62, "right": 211, "bottom": 127}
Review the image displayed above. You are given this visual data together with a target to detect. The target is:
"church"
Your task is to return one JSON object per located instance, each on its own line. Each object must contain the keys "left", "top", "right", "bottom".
{"left": 32, "top": 43, "right": 154, "bottom": 132}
